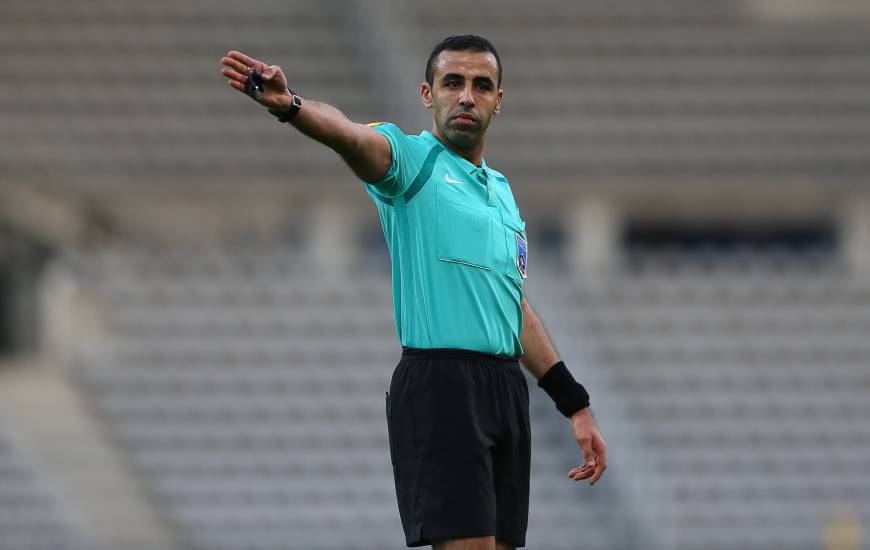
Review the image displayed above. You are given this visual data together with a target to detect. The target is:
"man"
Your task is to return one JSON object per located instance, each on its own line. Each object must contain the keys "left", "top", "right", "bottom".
{"left": 219, "top": 34, "right": 606, "bottom": 550}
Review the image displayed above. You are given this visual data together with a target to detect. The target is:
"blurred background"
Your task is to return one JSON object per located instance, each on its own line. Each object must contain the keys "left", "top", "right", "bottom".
{"left": 1, "top": 0, "right": 869, "bottom": 548}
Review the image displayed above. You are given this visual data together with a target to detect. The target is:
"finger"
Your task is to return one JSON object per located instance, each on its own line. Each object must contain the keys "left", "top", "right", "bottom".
{"left": 227, "top": 79, "right": 246, "bottom": 93}
{"left": 227, "top": 50, "right": 266, "bottom": 72}
{"left": 588, "top": 438, "right": 608, "bottom": 485}
{"left": 589, "top": 461, "right": 607, "bottom": 486}
{"left": 573, "top": 471, "right": 593, "bottom": 481}
{"left": 221, "top": 56, "right": 250, "bottom": 76}
{"left": 579, "top": 435, "right": 596, "bottom": 467}
{"left": 227, "top": 50, "right": 256, "bottom": 67}
{"left": 569, "top": 466, "right": 594, "bottom": 481}
{"left": 220, "top": 67, "right": 247, "bottom": 84}
{"left": 596, "top": 446, "right": 607, "bottom": 474}
{"left": 573, "top": 467, "right": 593, "bottom": 479}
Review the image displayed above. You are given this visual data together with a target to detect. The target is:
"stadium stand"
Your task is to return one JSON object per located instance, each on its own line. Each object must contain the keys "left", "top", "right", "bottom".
{"left": 0, "top": 425, "right": 89, "bottom": 550}
{"left": 65, "top": 245, "right": 870, "bottom": 549}
{"left": 3, "top": 0, "right": 868, "bottom": 188}
{"left": 74, "top": 247, "right": 404, "bottom": 549}
{"left": 0, "top": 0, "right": 376, "bottom": 187}
{"left": 532, "top": 256, "right": 870, "bottom": 550}
{"left": 413, "top": 0, "right": 870, "bottom": 177}
{"left": 69, "top": 247, "right": 624, "bottom": 549}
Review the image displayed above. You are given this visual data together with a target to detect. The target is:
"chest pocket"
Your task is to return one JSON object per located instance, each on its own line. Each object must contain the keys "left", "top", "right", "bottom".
{"left": 436, "top": 197, "right": 494, "bottom": 270}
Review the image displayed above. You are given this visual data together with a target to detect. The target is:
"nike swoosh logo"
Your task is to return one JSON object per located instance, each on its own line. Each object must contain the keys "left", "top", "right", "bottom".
{"left": 444, "top": 174, "right": 464, "bottom": 184}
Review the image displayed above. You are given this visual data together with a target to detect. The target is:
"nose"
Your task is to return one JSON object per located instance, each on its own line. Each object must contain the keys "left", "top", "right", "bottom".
{"left": 458, "top": 83, "right": 475, "bottom": 107}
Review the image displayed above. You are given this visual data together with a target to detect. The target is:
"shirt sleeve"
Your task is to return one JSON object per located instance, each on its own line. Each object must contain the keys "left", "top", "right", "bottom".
{"left": 363, "top": 122, "right": 425, "bottom": 200}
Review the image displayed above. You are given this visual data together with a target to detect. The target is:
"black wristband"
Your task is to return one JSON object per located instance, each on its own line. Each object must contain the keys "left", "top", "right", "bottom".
{"left": 537, "top": 361, "right": 590, "bottom": 418}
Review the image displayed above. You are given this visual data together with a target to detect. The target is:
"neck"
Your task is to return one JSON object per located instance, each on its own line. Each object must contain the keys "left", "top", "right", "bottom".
{"left": 431, "top": 126, "right": 486, "bottom": 167}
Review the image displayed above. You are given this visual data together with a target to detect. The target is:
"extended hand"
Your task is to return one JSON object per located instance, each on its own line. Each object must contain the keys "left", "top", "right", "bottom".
{"left": 220, "top": 50, "right": 292, "bottom": 111}
{"left": 567, "top": 407, "right": 607, "bottom": 486}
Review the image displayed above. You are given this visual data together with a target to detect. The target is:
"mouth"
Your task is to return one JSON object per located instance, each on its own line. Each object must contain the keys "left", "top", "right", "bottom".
{"left": 452, "top": 113, "right": 478, "bottom": 125}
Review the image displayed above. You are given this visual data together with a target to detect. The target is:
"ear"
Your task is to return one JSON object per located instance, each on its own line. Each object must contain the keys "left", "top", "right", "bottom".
{"left": 421, "top": 82, "right": 433, "bottom": 109}
{"left": 494, "top": 89, "right": 504, "bottom": 116}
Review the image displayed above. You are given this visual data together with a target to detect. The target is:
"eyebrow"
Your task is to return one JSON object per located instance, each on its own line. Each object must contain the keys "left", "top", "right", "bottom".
{"left": 441, "top": 73, "right": 496, "bottom": 87}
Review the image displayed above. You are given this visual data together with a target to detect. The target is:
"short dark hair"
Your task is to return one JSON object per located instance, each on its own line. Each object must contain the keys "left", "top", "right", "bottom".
{"left": 425, "top": 34, "right": 502, "bottom": 88}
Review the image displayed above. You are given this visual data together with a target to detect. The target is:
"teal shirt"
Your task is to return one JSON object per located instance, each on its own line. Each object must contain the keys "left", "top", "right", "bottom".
{"left": 363, "top": 123, "right": 528, "bottom": 357}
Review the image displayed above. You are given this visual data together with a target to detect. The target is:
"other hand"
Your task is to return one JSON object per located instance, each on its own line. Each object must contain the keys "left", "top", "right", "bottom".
{"left": 567, "top": 407, "right": 607, "bottom": 486}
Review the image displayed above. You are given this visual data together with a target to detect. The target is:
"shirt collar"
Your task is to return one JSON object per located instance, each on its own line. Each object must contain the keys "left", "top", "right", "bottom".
{"left": 421, "top": 131, "right": 488, "bottom": 175}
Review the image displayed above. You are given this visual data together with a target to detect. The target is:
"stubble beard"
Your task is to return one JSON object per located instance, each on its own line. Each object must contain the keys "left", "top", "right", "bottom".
{"left": 443, "top": 117, "right": 487, "bottom": 151}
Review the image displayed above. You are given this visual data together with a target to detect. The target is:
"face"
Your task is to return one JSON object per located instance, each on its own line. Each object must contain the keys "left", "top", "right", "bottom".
{"left": 422, "top": 50, "right": 503, "bottom": 151}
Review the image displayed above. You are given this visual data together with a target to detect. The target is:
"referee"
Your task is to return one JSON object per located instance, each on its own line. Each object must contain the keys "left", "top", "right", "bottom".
{"left": 220, "top": 34, "right": 606, "bottom": 550}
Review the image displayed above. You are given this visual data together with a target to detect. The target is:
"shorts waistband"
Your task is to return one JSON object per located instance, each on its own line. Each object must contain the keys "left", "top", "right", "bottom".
{"left": 401, "top": 347, "right": 520, "bottom": 368}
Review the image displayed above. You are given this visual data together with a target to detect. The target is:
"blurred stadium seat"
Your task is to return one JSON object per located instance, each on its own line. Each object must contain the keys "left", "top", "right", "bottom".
{"left": 0, "top": 428, "right": 89, "bottom": 550}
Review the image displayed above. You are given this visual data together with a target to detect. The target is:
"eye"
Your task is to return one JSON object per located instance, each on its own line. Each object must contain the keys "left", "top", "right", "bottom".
{"left": 446, "top": 80, "right": 460, "bottom": 88}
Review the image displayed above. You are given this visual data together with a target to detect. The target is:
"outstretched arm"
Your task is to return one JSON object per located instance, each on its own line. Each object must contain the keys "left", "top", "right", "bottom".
{"left": 520, "top": 296, "right": 608, "bottom": 486}
{"left": 219, "top": 50, "right": 391, "bottom": 182}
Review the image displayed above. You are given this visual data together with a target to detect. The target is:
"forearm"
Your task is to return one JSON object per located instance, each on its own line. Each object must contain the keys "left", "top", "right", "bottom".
{"left": 521, "top": 299, "right": 603, "bottom": 484}
{"left": 281, "top": 95, "right": 366, "bottom": 159}
{"left": 280, "top": 95, "right": 389, "bottom": 182}
{"left": 519, "top": 296, "right": 560, "bottom": 380}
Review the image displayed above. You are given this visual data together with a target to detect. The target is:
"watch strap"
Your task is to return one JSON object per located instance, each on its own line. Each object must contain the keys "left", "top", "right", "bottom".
{"left": 268, "top": 90, "right": 302, "bottom": 122}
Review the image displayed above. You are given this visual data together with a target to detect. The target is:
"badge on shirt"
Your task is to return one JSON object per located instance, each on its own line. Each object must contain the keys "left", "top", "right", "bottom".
{"left": 516, "top": 232, "right": 528, "bottom": 279}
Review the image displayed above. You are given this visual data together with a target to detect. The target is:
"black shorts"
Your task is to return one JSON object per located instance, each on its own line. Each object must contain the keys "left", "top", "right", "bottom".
{"left": 385, "top": 347, "right": 531, "bottom": 548}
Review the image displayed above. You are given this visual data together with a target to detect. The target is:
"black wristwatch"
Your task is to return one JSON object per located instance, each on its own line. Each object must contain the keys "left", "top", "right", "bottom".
{"left": 268, "top": 90, "right": 303, "bottom": 123}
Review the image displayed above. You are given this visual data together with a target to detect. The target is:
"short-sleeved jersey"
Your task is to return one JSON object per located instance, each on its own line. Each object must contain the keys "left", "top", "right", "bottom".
{"left": 363, "top": 122, "right": 528, "bottom": 357}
